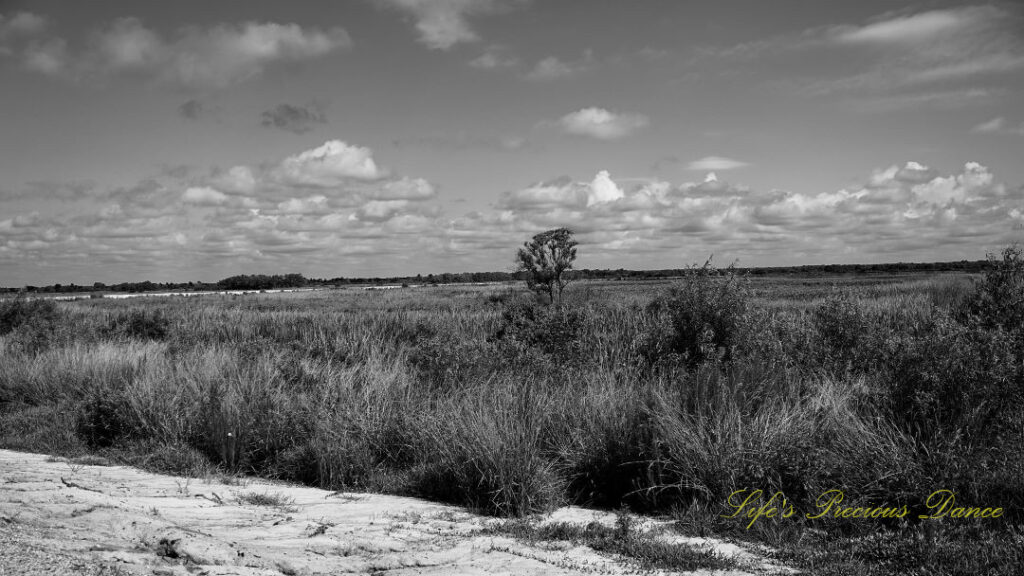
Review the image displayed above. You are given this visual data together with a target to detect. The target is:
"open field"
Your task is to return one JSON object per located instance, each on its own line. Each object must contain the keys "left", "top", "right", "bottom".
{"left": 1, "top": 266, "right": 1023, "bottom": 574}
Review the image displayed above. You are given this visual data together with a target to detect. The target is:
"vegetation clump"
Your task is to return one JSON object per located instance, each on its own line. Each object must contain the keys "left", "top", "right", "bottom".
{"left": 642, "top": 259, "right": 748, "bottom": 366}
{"left": 0, "top": 297, "right": 61, "bottom": 353}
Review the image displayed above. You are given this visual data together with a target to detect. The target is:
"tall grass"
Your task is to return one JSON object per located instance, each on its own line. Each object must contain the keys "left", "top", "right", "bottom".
{"left": 0, "top": 268, "right": 1019, "bottom": 535}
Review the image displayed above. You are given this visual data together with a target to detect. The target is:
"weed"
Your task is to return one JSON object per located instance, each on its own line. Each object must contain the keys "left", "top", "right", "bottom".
{"left": 237, "top": 490, "right": 296, "bottom": 510}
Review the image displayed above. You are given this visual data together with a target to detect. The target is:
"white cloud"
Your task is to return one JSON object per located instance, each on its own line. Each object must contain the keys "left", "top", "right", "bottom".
{"left": 451, "top": 160, "right": 1022, "bottom": 269}
{"left": 829, "top": 6, "right": 1024, "bottom": 89}
{"left": 687, "top": 156, "right": 749, "bottom": 171}
{"left": 831, "top": 8, "right": 980, "bottom": 45}
{"left": 587, "top": 170, "right": 625, "bottom": 206}
{"left": 5, "top": 149, "right": 1022, "bottom": 283}
{"left": 558, "top": 107, "right": 650, "bottom": 140}
{"left": 376, "top": 0, "right": 524, "bottom": 50}
{"left": 182, "top": 186, "right": 228, "bottom": 205}
{"left": 276, "top": 140, "right": 385, "bottom": 186}
{"left": 378, "top": 177, "right": 437, "bottom": 200}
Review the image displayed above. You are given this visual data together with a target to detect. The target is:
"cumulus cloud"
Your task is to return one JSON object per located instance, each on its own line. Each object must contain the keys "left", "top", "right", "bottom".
{"left": 558, "top": 107, "right": 649, "bottom": 140}
{"left": 447, "top": 160, "right": 1023, "bottom": 269}
{"left": 0, "top": 138, "right": 450, "bottom": 283}
{"left": 376, "top": 0, "right": 526, "bottom": 50}
{"left": 4, "top": 140, "right": 1022, "bottom": 283}
{"left": 276, "top": 140, "right": 385, "bottom": 185}
{"left": 10, "top": 16, "right": 351, "bottom": 87}
{"left": 260, "top": 103, "right": 327, "bottom": 134}
{"left": 687, "top": 156, "right": 749, "bottom": 171}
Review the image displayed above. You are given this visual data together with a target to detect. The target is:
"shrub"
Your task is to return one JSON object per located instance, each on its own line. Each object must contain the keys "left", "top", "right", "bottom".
{"left": 969, "top": 245, "right": 1024, "bottom": 331}
{"left": 643, "top": 260, "right": 748, "bottom": 366}
{"left": 75, "top": 391, "right": 136, "bottom": 448}
{"left": 811, "top": 289, "right": 870, "bottom": 370}
{"left": 492, "top": 296, "right": 586, "bottom": 358}
{"left": 104, "top": 308, "right": 171, "bottom": 340}
{"left": 879, "top": 312, "right": 1023, "bottom": 515}
{"left": 883, "top": 314, "right": 1020, "bottom": 446}
{"left": 0, "top": 297, "right": 61, "bottom": 353}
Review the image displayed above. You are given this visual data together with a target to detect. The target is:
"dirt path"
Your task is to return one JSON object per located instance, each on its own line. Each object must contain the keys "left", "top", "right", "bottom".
{"left": 0, "top": 449, "right": 792, "bottom": 575}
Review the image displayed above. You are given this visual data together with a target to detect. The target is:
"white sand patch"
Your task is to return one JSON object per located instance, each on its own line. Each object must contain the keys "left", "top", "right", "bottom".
{"left": 0, "top": 449, "right": 793, "bottom": 575}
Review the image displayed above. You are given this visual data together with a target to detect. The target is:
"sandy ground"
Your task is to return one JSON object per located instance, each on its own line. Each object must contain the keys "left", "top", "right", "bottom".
{"left": 0, "top": 449, "right": 793, "bottom": 575}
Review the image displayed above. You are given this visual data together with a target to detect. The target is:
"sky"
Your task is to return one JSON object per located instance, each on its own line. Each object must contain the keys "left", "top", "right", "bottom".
{"left": 1, "top": 0, "right": 1023, "bottom": 285}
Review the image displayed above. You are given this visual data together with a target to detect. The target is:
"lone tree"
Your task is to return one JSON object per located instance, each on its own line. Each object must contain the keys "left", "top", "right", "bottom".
{"left": 516, "top": 228, "right": 578, "bottom": 304}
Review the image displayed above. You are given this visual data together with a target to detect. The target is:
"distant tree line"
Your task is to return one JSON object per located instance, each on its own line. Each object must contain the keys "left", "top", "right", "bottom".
{"left": 216, "top": 274, "right": 307, "bottom": 290}
{"left": 0, "top": 259, "right": 996, "bottom": 294}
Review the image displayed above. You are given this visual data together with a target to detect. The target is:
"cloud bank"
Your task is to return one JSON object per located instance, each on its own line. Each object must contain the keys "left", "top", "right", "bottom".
{"left": 1, "top": 136, "right": 1021, "bottom": 282}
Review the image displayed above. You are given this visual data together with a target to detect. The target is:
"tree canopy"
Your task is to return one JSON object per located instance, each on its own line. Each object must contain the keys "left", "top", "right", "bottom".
{"left": 516, "top": 228, "right": 578, "bottom": 304}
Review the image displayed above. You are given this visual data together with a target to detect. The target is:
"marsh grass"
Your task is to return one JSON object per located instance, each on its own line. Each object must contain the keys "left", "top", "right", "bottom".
{"left": 0, "top": 267, "right": 1021, "bottom": 573}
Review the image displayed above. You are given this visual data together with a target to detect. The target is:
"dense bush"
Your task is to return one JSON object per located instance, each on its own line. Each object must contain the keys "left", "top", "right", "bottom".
{"left": 642, "top": 260, "right": 748, "bottom": 366}
{"left": 104, "top": 308, "right": 171, "bottom": 340}
{"left": 75, "top": 391, "right": 135, "bottom": 448}
{"left": 969, "top": 245, "right": 1024, "bottom": 331}
{"left": 492, "top": 296, "right": 586, "bottom": 358}
{"left": 0, "top": 297, "right": 61, "bottom": 353}
{"left": 811, "top": 289, "right": 871, "bottom": 370}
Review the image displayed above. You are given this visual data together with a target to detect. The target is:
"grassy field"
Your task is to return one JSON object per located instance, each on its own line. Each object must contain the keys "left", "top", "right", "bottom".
{"left": 1, "top": 261, "right": 1022, "bottom": 574}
